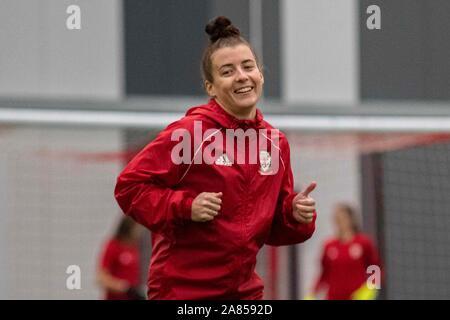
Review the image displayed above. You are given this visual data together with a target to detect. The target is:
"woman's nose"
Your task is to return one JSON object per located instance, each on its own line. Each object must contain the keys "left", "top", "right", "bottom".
{"left": 235, "top": 67, "right": 249, "bottom": 82}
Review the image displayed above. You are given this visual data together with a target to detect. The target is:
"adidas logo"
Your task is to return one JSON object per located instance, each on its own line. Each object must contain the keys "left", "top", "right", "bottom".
{"left": 215, "top": 154, "right": 232, "bottom": 166}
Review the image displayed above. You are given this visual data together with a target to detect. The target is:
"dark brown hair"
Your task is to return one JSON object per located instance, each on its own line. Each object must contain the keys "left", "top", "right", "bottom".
{"left": 201, "top": 16, "right": 261, "bottom": 84}
{"left": 114, "top": 216, "right": 139, "bottom": 242}
{"left": 336, "top": 203, "right": 361, "bottom": 233}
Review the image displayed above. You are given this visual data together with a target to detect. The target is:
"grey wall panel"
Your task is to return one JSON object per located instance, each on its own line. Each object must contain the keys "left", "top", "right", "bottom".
{"left": 125, "top": 0, "right": 281, "bottom": 99}
{"left": 209, "top": 0, "right": 250, "bottom": 39}
{"left": 360, "top": 0, "right": 425, "bottom": 100}
{"left": 124, "top": 0, "right": 209, "bottom": 96}
{"left": 360, "top": 0, "right": 450, "bottom": 100}
{"left": 262, "top": 0, "right": 280, "bottom": 98}
{"left": 426, "top": 2, "right": 450, "bottom": 99}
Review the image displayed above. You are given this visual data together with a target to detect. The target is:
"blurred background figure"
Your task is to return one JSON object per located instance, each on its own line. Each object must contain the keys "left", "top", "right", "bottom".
{"left": 96, "top": 215, "right": 145, "bottom": 300}
{"left": 307, "top": 203, "right": 382, "bottom": 300}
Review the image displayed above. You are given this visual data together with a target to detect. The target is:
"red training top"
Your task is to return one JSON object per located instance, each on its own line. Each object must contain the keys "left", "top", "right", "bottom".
{"left": 99, "top": 238, "right": 140, "bottom": 300}
{"left": 314, "top": 233, "right": 382, "bottom": 300}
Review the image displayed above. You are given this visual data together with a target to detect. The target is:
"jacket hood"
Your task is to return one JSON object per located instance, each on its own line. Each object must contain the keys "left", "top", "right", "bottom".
{"left": 185, "top": 99, "right": 265, "bottom": 129}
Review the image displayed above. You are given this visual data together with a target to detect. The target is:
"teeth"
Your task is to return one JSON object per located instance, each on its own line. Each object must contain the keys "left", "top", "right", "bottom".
{"left": 235, "top": 87, "right": 253, "bottom": 94}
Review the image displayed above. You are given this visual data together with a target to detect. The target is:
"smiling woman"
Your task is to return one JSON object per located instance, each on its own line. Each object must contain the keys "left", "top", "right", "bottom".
{"left": 114, "top": 16, "right": 318, "bottom": 300}
{"left": 201, "top": 17, "right": 264, "bottom": 120}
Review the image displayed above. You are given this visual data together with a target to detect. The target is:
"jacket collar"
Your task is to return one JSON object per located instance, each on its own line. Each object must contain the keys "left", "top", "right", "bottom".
{"left": 207, "top": 98, "right": 265, "bottom": 129}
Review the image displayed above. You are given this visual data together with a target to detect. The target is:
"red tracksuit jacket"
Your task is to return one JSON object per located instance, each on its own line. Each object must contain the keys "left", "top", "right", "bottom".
{"left": 115, "top": 99, "right": 316, "bottom": 299}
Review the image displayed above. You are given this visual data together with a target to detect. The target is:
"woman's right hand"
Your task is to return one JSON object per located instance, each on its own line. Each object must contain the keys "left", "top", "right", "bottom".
{"left": 191, "top": 192, "right": 222, "bottom": 222}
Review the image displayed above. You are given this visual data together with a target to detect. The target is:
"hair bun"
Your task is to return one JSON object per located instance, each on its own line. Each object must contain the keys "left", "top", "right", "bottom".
{"left": 205, "top": 16, "right": 240, "bottom": 42}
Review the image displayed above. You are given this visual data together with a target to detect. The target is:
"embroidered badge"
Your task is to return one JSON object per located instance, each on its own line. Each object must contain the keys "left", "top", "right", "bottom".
{"left": 349, "top": 243, "right": 363, "bottom": 260}
{"left": 215, "top": 153, "right": 232, "bottom": 166}
{"left": 259, "top": 150, "right": 273, "bottom": 175}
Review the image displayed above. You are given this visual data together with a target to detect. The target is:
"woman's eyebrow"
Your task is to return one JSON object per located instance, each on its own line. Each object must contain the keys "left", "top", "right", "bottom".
{"left": 218, "top": 59, "right": 255, "bottom": 70}
{"left": 219, "top": 63, "right": 234, "bottom": 70}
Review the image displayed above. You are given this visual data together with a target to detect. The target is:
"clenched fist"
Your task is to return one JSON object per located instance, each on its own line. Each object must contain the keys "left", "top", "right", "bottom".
{"left": 191, "top": 192, "right": 222, "bottom": 222}
{"left": 293, "top": 182, "right": 317, "bottom": 224}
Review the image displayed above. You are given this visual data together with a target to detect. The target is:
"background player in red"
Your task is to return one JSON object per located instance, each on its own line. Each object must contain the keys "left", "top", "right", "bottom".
{"left": 97, "top": 216, "right": 145, "bottom": 300}
{"left": 114, "top": 16, "right": 318, "bottom": 300}
{"left": 310, "top": 203, "right": 382, "bottom": 300}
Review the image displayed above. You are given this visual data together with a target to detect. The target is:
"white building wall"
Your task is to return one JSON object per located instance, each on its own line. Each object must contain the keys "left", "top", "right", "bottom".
{"left": 281, "top": 0, "right": 359, "bottom": 105}
{"left": 0, "top": 0, "right": 122, "bottom": 99}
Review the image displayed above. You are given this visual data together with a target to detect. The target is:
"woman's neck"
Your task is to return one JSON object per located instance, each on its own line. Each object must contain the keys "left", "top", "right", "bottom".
{"left": 339, "top": 230, "right": 355, "bottom": 242}
{"left": 215, "top": 99, "right": 256, "bottom": 120}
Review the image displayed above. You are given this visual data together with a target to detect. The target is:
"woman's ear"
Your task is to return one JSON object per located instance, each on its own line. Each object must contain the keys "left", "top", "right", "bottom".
{"left": 260, "top": 71, "right": 264, "bottom": 85}
{"left": 205, "top": 81, "right": 215, "bottom": 97}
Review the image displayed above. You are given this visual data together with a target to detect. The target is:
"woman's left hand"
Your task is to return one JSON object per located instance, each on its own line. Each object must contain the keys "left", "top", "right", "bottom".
{"left": 292, "top": 181, "right": 317, "bottom": 224}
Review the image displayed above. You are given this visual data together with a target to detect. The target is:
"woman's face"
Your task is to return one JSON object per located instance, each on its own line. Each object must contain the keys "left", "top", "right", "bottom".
{"left": 334, "top": 207, "right": 354, "bottom": 235}
{"left": 205, "top": 44, "right": 264, "bottom": 117}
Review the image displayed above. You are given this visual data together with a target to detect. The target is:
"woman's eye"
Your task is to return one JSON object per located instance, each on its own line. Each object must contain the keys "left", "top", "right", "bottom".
{"left": 244, "top": 65, "right": 254, "bottom": 70}
{"left": 222, "top": 70, "right": 232, "bottom": 76}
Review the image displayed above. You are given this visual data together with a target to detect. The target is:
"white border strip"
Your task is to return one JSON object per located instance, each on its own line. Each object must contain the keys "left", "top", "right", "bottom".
{"left": 0, "top": 108, "right": 450, "bottom": 132}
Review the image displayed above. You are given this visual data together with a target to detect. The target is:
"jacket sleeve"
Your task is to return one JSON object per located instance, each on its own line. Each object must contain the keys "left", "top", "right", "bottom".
{"left": 265, "top": 138, "right": 316, "bottom": 246}
{"left": 114, "top": 120, "right": 195, "bottom": 235}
